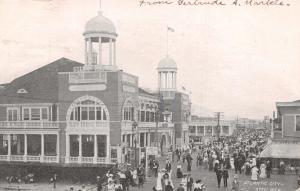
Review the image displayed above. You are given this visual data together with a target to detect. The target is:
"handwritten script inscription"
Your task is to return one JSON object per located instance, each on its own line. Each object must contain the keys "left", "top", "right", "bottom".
{"left": 138, "top": 0, "right": 291, "bottom": 7}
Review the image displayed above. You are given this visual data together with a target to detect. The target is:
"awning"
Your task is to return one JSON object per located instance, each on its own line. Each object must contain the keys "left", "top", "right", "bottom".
{"left": 260, "top": 143, "right": 300, "bottom": 158}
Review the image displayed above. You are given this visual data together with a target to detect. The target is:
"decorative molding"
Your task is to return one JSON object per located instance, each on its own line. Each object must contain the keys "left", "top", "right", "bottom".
{"left": 17, "top": 88, "right": 28, "bottom": 94}
{"left": 69, "top": 84, "right": 106, "bottom": 91}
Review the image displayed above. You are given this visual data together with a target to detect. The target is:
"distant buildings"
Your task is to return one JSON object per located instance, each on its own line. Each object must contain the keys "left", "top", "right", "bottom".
{"left": 188, "top": 116, "right": 235, "bottom": 143}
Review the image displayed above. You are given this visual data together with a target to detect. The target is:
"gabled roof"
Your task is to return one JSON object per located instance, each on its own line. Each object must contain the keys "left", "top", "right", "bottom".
{"left": 0, "top": 57, "right": 83, "bottom": 104}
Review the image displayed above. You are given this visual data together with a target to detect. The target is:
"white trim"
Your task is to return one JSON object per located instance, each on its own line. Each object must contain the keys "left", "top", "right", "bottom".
{"left": 66, "top": 95, "right": 110, "bottom": 122}
{"left": 0, "top": 103, "right": 53, "bottom": 107}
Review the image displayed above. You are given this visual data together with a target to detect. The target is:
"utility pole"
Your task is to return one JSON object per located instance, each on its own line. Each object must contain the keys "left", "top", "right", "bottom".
{"left": 155, "top": 92, "right": 162, "bottom": 149}
{"left": 214, "top": 112, "right": 223, "bottom": 141}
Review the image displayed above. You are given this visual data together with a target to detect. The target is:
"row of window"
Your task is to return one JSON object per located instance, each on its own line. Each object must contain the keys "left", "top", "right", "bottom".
{"left": 7, "top": 107, "right": 50, "bottom": 121}
{"left": 70, "top": 106, "right": 107, "bottom": 121}
{"left": 189, "top": 126, "right": 229, "bottom": 134}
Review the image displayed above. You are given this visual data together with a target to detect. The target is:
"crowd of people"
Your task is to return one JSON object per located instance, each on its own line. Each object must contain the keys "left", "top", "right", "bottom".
{"left": 151, "top": 127, "right": 272, "bottom": 191}
{"left": 81, "top": 127, "right": 275, "bottom": 191}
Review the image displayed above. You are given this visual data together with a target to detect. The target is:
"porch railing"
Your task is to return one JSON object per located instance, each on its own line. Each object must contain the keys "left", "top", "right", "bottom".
{"left": 0, "top": 121, "right": 58, "bottom": 129}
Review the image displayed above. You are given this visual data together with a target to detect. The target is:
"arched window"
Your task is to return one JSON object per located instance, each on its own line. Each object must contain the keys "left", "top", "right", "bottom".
{"left": 68, "top": 96, "right": 108, "bottom": 121}
{"left": 123, "top": 100, "right": 134, "bottom": 121}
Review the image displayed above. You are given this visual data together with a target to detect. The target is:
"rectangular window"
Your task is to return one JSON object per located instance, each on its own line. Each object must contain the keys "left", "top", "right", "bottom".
{"left": 141, "top": 111, "right": 145, "bottom": 122}
{"left": 23, "top": 108, "right": 30, "bottom": 121}
{"left": 146, "top": 111, "right": 150, "bottom": 122}
{"left": 41, "top": 108, "right": 48, "bottom": 120}
{"left": 197, "top": 126, "right": 204, "bottom": 134}
{"left": 89, "top": 107, "right": 95, "bottom": 120}
{"left": 31, "top": 108, "right": 40, "bottom": 120}
{"left": 96, "top": 107, "right": 102, "bottom": 120}
{"left": 189, "top": 126, "right": 196, "bottom": 133}
{"left": 81, "top": 107, "right": 88, "bottom": 120}
{"left": 7, "top": 108, "right": 18, "bottom": 121}
{"left": 296, "top": 116, "right": 300, "bottom": 131}
{"left": 131, "top": 107, "right": 134, "bottom": 121}
{"left": 150, "top": 112, "right": 155, "bottom": 122}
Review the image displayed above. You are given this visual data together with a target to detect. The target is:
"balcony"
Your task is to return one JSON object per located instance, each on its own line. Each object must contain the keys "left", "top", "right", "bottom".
{"left": 67, "top": 157, "right": 112, "bottom": 164}
{"left": 0, "top": 121, "right": 58, "bottom": 129}
{"left": 69, "top": 70, "right": 107, "bottom": 84}
{"left": 122, "top": 121, "right": 174, "bottom": 131}
{"left": 0, "top": 155, "right": 59, "bottom": 163}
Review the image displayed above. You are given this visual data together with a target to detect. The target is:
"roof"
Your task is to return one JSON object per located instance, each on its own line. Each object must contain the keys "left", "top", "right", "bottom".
{"left": 158, "top": 55, "right": 177, "bottom": 69}
{"left": 0, "top": 57, "right": 82, "bottom": 104}
{"left": 84, "top": 11, "right": 117, "bottom": 36}
{"left": 138, "top": 88, "right": 157, "bottom": 97}
{"left": 260, "top": 142, "right": 300, "bottom": 158}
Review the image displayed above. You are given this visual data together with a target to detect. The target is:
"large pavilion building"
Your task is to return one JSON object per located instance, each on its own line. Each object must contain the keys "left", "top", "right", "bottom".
{"left": 0, "top": 9, "right": 191, "bottom": 173}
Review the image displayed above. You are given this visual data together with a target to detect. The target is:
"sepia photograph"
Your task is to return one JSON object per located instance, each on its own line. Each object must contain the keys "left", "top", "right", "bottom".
{"left": 0, "top": 0, "right": 299, "bottom": 190}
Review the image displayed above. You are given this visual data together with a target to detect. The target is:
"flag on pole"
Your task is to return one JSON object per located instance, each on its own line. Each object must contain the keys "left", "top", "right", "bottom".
{"left": 167, "top": 26, "right": 175, "bottom": 32}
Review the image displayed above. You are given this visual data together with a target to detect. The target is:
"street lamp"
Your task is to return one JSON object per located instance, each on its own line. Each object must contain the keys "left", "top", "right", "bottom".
{"left": 132, "top": 121, "right": 138, "bottom": 168}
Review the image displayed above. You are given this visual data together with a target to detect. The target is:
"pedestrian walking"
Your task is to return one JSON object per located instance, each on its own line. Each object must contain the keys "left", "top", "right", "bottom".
{"left": 96, "top": 176, "right": 102, "bottom": 191}
{"left": 251, "top": 166, "right": 259, "bottom": 181}
{"left": 231, "top": 174, "right": 239, "bottom": 191}
{"left": 216, "top": 167, "right": 223, "bottom": 188}
{"left": 187, "top": 174, "right": 193, "bottom": 191}
{"left": 156, "top": 170, "right": 163, "bottom": 191}
{"left": 166, "top": 159, "right": 172, "bottom": 173}
{"left": 223, "top": 168, "right": 229, "bottom": 187}
{"left": 259, "top": 162, "right": 267, "bottom": 179}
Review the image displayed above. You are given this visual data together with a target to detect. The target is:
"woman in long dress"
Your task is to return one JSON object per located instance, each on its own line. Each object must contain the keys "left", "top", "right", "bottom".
{"left": 156, "top": 170, "right": 163, "bottom": 191}
{"left": 259, "top": 163, "right": 267, "bottom": 179}
{"left": 251, "top": 166, "right": 259, "bottom": 181}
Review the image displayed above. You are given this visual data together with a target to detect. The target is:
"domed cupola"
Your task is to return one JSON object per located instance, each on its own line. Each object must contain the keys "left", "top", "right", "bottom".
{"left": 158, "top": 55, "right": 177, "bottom": 69}
{"left": 157, "top": 55, "right": 177, "bottom": 93}
{"left": 83, "top": 11, "right": 118, "bottom": 71}
{"left": 84, "top": 11, "right": 117, "bottom": 37}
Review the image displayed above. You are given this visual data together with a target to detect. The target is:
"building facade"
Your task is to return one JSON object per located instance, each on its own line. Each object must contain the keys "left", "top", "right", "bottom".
{"left": 188, "top": 116, "right": 235, "bottom": 143}
{"left": 0, "top": 10, "right": 190, "bottom": 168}
{"left": 260, "top": 100, "right": 300, "bottom": 168}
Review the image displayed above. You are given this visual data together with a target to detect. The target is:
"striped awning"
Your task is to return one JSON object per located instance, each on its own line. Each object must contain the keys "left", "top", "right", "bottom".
{"left": 260, "top": 143, "right": 300, "bottom": 158}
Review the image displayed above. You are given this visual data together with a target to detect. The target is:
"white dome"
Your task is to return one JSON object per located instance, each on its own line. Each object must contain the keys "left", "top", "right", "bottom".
{"left": 158, "top": 55, "right": 177, "bottom": 69}
{"left": 84, "top": 11, "right": 116, "bottom": 35}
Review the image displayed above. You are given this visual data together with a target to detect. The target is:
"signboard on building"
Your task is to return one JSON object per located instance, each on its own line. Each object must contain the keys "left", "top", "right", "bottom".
{"left": 146, "top": 147, "right": 158, "bottom": 156}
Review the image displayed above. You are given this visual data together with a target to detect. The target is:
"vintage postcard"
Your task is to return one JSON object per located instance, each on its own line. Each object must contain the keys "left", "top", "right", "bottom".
{"left": 0, "top": 0, "right": 299, "bottom": 191}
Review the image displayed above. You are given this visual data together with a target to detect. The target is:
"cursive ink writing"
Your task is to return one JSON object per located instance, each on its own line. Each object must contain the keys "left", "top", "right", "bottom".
{"left": 178, "top": 0, "right": 226, "bottom": 6}
{"left": 138, "top": 0, "right": 291, "bottom": 6}
{"left": 233, "top": 0, "right": 289, "bottom": 6}
{"left": 139, "top": 0, "right": 173, "bottom": 7}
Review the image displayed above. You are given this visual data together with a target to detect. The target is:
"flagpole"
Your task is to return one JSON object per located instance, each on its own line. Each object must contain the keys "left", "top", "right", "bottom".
{"left": 167, "top": 26, "right": 169, "bottom": 56}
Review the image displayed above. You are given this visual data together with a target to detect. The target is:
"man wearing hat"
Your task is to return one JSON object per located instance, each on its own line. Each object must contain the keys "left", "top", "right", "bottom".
{"left": 97, "top": 176, "right": 102, "bottom": 191}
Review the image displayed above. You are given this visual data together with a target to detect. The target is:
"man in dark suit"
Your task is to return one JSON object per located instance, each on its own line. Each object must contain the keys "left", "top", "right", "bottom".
{"left": 187, "top": 175, "right": 193, "bottom": 191}
{"left": 223, "top": 168, "right": 229, "bottom": 187}
{"left": 216, "top": 168, "right": 223, "bottom": 188}
{"left": 166, "top": 159, "right": 172, "bottom": 173}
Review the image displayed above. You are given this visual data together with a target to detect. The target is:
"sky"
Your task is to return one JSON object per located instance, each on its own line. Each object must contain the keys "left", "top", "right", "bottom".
{"left": 0, "top": 0, "right": 299, "bottom": 119}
